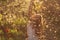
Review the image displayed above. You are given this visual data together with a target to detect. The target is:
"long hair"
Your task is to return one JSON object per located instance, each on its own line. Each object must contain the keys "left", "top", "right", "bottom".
{"left": 27, "top": 14, "right": 42, "bottom": 40}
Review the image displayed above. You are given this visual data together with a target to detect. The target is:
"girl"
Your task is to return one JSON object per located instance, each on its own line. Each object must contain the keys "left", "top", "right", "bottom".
{"left": 27, "top": 14, "right": 41, "bottom": 40}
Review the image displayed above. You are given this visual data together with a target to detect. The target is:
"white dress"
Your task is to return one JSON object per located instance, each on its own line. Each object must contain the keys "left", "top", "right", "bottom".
{"left": 27, "top": 22, "right": 38, "bottom": 40}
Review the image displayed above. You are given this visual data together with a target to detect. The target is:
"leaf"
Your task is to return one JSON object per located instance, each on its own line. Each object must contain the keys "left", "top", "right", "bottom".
{"left": 0, "top": 14, "right": 2, "bottom": 21}
{"left": 0, "top": 30, "right": 3, "bottom": 34}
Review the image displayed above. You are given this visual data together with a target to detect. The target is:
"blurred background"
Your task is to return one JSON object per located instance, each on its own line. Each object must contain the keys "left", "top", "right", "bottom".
{"left": 0, "top": 0, "right": 60, "bottom": 40}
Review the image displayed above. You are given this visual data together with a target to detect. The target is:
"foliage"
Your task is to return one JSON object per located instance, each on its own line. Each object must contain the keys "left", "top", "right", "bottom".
{"left": 13, "top": 17, "right": 27, "bottom": 25}
{"left": 0, "top": 14, "right": 2, "bottom": 22}
{"left": 0, "top": 0, "right": 60, "bottom": 40}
